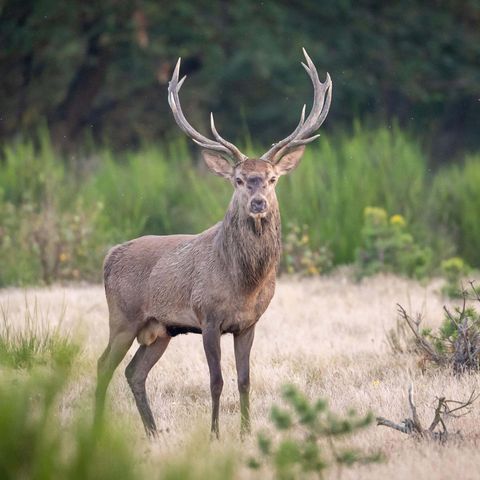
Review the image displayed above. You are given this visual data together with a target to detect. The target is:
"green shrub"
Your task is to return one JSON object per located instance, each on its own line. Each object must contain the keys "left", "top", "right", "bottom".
{"left": 248, "top": 384, "right": 381, "bottom": 479}
{"left": 280, "top": 223, "right": 332, "bottom": 276}
{"left": 356, "top": 207, "right": 432, "bottom": 278}
{"left": 422, "top": 292, "right": 480, "bottom": 372}
{"left": 396, "top": 284, "right": 480, "bottom": 373}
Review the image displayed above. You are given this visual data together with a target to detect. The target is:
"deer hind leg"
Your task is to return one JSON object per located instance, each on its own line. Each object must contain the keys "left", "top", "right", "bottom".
{"left": 95, "top": 325, "right": 136, "bottom": 426}
{"left": 125, "top": 336, "right": 170, "bottom": 437}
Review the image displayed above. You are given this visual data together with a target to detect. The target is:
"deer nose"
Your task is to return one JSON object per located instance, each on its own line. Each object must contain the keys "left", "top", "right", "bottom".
{"left": 250, "top": 197, "right": 267, "bottom": 214}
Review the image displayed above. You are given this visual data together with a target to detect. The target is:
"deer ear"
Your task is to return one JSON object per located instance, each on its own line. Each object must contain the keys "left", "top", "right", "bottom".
{"left": 201, "top": 150, "right": 233, "bottom": 179}
{"left": 274, "top": 145, "right": 306, "bottom": 176}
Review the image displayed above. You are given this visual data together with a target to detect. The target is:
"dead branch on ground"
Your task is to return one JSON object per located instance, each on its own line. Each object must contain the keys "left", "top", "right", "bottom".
{"left": 377, "top": 384, "right": 478, "bottom": 442}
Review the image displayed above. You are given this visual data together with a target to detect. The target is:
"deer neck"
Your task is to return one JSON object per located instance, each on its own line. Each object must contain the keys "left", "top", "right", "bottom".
{"left": 217, "top": 198, "right": 282, "bottom": 292}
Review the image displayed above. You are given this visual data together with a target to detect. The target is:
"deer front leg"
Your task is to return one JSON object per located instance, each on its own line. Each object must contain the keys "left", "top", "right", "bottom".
{"left": 234, "top": 325, "right": 255, "bottom": 436}
{"left": 202, "top": 325, "right": 223, "bottom": 439}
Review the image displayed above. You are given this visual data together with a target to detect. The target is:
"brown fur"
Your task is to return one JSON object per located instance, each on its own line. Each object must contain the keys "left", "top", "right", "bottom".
{"left": 103, "top": 160, "right": 283, "bottom": 340}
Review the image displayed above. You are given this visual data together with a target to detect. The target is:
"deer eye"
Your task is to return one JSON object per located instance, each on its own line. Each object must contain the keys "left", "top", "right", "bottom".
{"left": 236, "top": 178, "right": 244, "bottom": 186}
{"left": 269, "top": 177, "right": 277, "bottom": 184}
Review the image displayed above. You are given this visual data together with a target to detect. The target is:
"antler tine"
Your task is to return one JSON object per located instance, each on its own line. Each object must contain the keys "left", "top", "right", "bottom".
{"left": 260, "top": 105, "right": 306, "bottom": 162}
{"left": 210, "top": 114, "right": 247, "bottom": 162}
{"left": 300, "top": 50, "right": 332, "bottom": 132}
{"left": 168, "top": 58, "right": 245, "bottom": 162}
{"left": 261, "top": 49, "right": 332, "bottom": 164}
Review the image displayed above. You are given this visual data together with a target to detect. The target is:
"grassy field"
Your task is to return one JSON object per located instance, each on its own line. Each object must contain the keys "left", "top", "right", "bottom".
{"left": 1, "top": 273, "right": 480, "bottom": 479}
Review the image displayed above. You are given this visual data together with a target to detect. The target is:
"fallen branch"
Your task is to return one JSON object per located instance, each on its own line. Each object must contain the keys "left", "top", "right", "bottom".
{"left": 377, "top": 383, "right": 477, "bottom": 442}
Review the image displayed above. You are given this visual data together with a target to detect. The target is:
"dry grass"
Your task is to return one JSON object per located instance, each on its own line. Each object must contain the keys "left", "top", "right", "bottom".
{"left": 1, "top": 272, "right": 480, "bottom": 479}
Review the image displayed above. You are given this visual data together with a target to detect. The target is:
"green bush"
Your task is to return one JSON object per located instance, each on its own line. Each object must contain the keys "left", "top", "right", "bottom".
{"left": 421, "top": 287, "right": 480, "bottom": 372}
{"left": 396, "top": 284, "right": 480, "bottom": 373}
{"left": 356, "top": 207, "right": 432, "bottom": 278}
{"left": 249, "top": 384, "right": 381, "bottom": 479}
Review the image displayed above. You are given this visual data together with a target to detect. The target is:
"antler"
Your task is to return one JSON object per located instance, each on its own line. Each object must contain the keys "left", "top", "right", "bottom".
{"left": 168, "top": 58, "right": 247, "bottom": 164}
{"left": 261, "top": 48, "right": 332, "bottom": 164}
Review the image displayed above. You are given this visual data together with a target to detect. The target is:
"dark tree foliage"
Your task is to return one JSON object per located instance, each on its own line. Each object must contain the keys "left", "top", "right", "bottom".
{"left": 1, "top": 0, "right": 479, "bottom": 161}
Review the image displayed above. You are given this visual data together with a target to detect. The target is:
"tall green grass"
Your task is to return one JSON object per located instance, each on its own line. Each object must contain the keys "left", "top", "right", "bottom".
{"left": 427, "top": 154, "right": 480, "bottom": 267}
{"left": 1, "top": 126, "right": 480, "bottom": 285}
{"left": 277, "top": 123, "right": 426, "bottom": 263}
{"left": 84, "top": 142, "right": 231, "bottom": 241}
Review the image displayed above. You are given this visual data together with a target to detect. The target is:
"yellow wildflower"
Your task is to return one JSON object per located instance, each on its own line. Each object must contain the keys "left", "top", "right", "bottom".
{"left": 390, "top": 214, "right": 406, "bottom": 227}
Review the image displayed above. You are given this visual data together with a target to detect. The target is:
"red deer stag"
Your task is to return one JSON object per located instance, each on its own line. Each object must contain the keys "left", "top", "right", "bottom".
{"left": 95, "top": 49, "right": 332, "bottom": 438}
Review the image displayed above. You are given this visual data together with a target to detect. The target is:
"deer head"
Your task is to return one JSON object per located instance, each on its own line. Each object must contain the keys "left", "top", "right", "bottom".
{"left": 168, "top": 49, "right": 332, "bottom": 222}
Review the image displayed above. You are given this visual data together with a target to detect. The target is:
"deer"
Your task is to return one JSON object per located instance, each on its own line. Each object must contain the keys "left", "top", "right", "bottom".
{"left": 94, "top": 49, "right": 332, "bottom": 439}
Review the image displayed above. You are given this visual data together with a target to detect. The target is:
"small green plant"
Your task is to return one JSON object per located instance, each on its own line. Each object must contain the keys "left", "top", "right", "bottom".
{"left": 441, "top": 257, "right": 470, "bottom": 298}
{"left": 396, "top": 283, "right": 480, "bottom": 373}
{"left": 248, "top": 385, "right": 381, "bottom": 479}
{"left": 281, "top": 223, "right": 332, "bottom": 276}
{"left": 356, "top": 207, "right": 431, "bottom": 278}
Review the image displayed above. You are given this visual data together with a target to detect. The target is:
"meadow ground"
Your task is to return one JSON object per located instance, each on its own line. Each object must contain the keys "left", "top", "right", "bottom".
{"left": 1, "top": 272, "right": 479, "bottom": 479}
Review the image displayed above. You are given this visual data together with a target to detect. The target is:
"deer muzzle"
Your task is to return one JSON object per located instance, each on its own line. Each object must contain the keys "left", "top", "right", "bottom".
{"left": 250, "top": 196, "right": 268, "bottom": 216}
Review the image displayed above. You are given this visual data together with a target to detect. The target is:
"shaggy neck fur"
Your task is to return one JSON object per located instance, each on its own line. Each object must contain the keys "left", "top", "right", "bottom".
{"left": 216, "top": 196, "right": 282, "bottom": 292}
